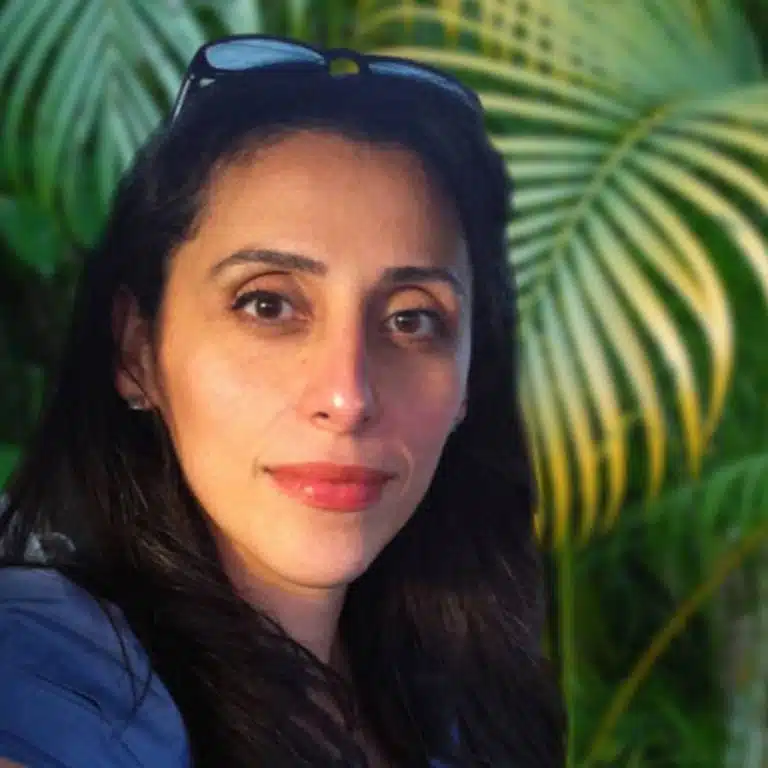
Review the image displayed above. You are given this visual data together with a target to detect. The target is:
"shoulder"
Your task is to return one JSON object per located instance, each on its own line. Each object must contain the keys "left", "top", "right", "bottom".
{"left": 0, "top": 567, "right": 189, "bottom": 767}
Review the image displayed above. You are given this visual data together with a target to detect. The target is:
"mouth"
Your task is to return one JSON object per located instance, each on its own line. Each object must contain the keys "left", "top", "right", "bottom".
{"left": 263, "top": 462, "right": 396, "bottom": 512}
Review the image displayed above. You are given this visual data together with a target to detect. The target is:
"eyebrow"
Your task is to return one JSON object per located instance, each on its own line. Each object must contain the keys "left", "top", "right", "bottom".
{"left": 209, "top": 248, "right": 468, "bottom": 297}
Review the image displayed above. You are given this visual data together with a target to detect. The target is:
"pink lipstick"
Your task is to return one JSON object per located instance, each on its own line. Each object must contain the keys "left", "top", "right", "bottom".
{"left": 265, "top": 463, "right": 395, "bottom": 512}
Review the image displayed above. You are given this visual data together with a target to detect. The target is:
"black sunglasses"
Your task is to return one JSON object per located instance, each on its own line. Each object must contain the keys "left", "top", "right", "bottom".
{"left": 170, "top": 34, "right": 483, "bottom": 122}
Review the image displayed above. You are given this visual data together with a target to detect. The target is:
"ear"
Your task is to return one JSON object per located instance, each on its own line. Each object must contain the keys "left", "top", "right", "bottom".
{"left": 112, "top": 289, "right": 159, "bottom": 408}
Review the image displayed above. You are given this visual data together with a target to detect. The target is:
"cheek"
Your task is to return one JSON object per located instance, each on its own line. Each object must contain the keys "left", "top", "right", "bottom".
{"left": 387, "top": 365, "right": 464, "bottom": 462}
{"left": 157, "top": 333, "right": 296, "bottom": 458}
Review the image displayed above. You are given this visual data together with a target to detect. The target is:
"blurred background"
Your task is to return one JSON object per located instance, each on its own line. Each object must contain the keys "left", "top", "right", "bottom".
{"left": 0, "top": 1, "right": 766, "bottom": 765}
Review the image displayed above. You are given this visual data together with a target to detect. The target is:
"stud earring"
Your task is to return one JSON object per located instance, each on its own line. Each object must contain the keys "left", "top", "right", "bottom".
{"left": 126, "top": 395, "right": 148, "bottom": 411}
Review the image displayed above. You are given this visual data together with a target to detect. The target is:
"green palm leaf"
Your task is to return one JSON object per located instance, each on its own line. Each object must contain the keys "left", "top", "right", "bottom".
{"left": 643, "top": 450, "right": 768, "bottom": 547}
{"left": 0, "top": 0, "right": 208, "bottom": 237}
{"left": 355, "top": 0, "right": 768, "bottom": 546}
{"left": 196, "top": 0, "right": 265, "bottom": 34}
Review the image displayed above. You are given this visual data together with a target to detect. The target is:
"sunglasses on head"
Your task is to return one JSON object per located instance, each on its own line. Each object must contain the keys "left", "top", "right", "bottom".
{"left": 170, "top": 34, "right": 483, "bottom": 122}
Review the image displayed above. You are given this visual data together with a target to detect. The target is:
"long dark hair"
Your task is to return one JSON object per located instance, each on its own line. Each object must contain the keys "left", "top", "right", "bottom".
{"left": 1, "top": 67, "right": 564, "bottom": 766}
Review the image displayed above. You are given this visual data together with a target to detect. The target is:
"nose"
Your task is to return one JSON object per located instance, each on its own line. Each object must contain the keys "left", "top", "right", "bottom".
{"left": 296, "top": 324, "right": 378, "bottom": 434}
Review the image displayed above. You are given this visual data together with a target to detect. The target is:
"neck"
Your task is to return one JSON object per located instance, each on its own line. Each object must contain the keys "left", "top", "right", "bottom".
{"left": 253, "top": 580, "right": 346, "bottom": 664}
{"left": 216, "top": 538, "right": 346, "bottom": 664}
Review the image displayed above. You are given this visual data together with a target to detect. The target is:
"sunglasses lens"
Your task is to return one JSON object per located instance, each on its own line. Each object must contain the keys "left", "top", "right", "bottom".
{"left": 179, "top": 41, "right": 479, "bottom": 120}
{"left": 205, "top": 40, "right": 325, "bottom": 70}
{"left": 369, "top": 61, "right": 476, "bottom": 109}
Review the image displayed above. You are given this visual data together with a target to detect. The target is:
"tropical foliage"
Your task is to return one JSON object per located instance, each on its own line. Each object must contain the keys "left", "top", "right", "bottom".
{"left": 1, "top": 1, "right": 767, "bottom": 766}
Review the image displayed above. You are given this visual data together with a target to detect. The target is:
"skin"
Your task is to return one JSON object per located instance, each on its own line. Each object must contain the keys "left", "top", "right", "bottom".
{"left": 116, "top": 130, "right": 472, "bottom": 663}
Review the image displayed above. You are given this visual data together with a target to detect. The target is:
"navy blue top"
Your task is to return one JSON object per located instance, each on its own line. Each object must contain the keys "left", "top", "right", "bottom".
{"left": 0, "top": 567, "right": 452, "bottom": 767}
{"left": 0, "top": 567, "right": 190, "bottom": 766}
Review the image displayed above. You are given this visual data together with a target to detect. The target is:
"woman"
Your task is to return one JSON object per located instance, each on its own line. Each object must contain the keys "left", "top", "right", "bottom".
{"left": 0, "top": 36, "right": 564, "bottom": 767}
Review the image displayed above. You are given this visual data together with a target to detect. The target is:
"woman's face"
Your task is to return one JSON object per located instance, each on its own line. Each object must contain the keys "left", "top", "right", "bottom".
{"left": 120, "top": 130, "right": 472, "bottom": 592}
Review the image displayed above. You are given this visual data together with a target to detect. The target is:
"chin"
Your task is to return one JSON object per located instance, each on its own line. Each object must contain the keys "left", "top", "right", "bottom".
{"left": 279, "top": 548, "right": 377, "bottom": 590}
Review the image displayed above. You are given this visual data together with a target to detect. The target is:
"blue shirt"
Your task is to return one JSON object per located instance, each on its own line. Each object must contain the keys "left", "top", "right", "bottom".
{"left": 0, "top": 568, "right": 452, "bottom": 767}
{"left": 0, "top": 567, "right": 189, "bottom": 767}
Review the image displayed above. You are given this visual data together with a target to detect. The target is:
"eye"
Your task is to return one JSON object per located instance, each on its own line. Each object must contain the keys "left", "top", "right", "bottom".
{"left": 383, "top": 309, "right": 447, "bottom": 340}
{"left": 233, "top": 290, "right": 296, "bottom": 323}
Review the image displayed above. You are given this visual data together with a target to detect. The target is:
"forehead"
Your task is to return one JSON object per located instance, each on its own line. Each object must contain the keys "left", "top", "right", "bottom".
{"left": 183, "top": 130, "right": 470, "bottom": 278}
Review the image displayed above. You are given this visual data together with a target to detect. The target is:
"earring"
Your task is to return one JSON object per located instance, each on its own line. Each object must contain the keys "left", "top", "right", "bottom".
{"left": 126, "top": 395, "right": 148, "bottom": 411}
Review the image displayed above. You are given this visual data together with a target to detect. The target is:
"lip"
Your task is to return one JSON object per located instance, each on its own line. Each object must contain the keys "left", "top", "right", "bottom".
{"left": 264, "top": 463, "right": 396, "bottom": 512}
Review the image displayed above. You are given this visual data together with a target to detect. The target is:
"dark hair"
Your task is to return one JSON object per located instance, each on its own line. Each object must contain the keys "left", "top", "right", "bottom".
{"left": 1, "top": 66, "right": 565, "bottom": 766}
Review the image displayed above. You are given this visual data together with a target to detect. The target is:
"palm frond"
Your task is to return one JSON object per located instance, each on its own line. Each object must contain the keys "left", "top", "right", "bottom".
{"left": 356, "top": 0, "right": 768, "bottom": 546}
{"left": 643, "top": 451, "right": 768, "bottom": 544}
{"left": 194, "top": 0, "right": 265, "bottom": 35}
{"left": 0, "top": 0, "right": 208, "bottom": 236}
